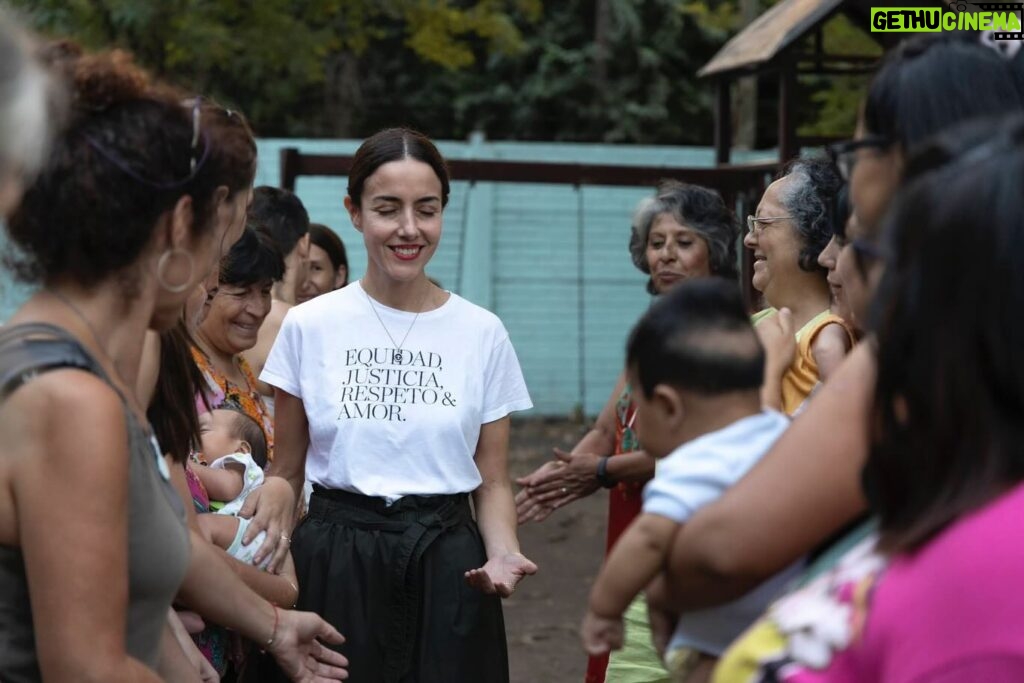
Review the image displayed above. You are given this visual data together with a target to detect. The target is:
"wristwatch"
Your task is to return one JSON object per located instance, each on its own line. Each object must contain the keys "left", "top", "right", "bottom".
{"left": 595, "top": 456, "right": 616, "bottom": 489}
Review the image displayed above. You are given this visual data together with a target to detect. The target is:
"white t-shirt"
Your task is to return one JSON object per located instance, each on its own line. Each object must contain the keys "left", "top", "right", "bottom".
{"left": 643, "top": 409, "right": 803, "bottom": 657}
{"left": 261, "top": 281, "right": 533, "bottom": 500}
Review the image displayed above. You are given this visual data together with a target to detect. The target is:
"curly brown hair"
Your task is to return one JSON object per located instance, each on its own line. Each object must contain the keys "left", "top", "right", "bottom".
{"left": 5, "top": 44, "right": 225, "bottom": 287}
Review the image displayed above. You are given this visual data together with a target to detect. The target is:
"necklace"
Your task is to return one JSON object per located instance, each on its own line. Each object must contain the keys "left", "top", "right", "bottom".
{"left": 45, "top": 289, "right": 135, "bottom": 396}
{"left": 362, "top": 283, "right": 429, "bottom": 364}
{"left": 47, "top": 289, "right": 113, "bottom": 360}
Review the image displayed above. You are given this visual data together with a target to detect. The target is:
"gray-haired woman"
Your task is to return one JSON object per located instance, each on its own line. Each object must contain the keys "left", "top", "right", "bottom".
{"left": 744, "top": 158, "right": 855, "bottom": 415}
{"left": 515, "top": 179, "right": 739, "bottom": 683}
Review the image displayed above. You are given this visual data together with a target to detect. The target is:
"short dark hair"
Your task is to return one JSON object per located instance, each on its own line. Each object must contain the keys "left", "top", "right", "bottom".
{"left": 347, "top": 128, "right": 450, "bottom": 208}
{"left": 629, "top": 180, "right": 740, "bottom": 292}
{"left": 248, "top": 186, "right": 309, "bottom": 257}
{"left": 775, "top": 158, "right": 841, "bottom": 274}
{"left": 220, "top": 408, "right": 268, "bottom": 469}
{"left": 219, "top": 223, "right": 285, "bottom": 288}
{"left": 626, "top": 279, "right": 764, "bottom": 398}
{"left": 865, "top": 36, "right": 1024, "bottom": 153}
{"left": 6, "top": 46, "right": 224, "bottom": 287}
{"left": 308, "top": 223, "right": 348, "bottom": 285}
{"left": 866, "top": 114, "right": 1024, "bottom": 554}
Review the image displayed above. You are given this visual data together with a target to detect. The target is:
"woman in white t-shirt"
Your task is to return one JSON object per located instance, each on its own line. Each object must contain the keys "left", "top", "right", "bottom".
{"left": 242, "top": 127, "right": 537, "bottom": 682}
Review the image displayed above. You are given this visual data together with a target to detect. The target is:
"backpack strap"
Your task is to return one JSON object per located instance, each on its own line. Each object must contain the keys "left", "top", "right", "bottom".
{"left": 0, "top": 323, "right": 104, "bottom": 403}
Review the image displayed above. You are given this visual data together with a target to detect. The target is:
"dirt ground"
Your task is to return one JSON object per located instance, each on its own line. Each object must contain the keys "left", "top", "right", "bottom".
{"left": 504, "top": 417, "right": 610, "bottom": 683}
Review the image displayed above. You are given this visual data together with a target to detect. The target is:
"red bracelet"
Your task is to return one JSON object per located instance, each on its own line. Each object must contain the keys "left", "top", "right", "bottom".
{"left": 264, "top": 604, "right": 280, "bottom": 650}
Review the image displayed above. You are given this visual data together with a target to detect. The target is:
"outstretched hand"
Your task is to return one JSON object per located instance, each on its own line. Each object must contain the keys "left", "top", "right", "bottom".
{"left": 269, "top": 609, "right": 349, "bottom": 682}
{"left": 465, "top": 552, "right": 538, "bottom": 598}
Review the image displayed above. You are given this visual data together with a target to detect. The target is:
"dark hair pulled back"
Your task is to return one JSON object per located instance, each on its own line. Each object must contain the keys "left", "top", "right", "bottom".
{"left": 347, "top": 128, "right": 450, "bottom": 208}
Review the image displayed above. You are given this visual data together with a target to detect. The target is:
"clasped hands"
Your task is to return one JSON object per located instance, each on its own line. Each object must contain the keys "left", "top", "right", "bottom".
{"left": 515, "top": 448, "right": 602, "bottom": 523}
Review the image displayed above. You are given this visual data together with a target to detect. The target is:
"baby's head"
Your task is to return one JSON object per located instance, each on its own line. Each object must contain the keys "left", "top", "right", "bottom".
{"left": 199, "top": 408, "right": 268, "bottom": 468}
{"left": 626, "top": 279, "right": 764, "bottom": 459}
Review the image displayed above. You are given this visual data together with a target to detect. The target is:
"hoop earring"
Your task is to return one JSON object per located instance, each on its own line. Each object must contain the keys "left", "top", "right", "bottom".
{"left": 157, "top": 248, "right": 195, "bottom": 294}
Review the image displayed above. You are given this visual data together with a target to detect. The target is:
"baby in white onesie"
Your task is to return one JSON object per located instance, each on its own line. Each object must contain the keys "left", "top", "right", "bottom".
{"left": 193, "top": 408, "right": 268, "bottom": 567}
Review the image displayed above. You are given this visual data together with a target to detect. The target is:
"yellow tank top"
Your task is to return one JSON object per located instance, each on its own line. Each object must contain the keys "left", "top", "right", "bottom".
{"left": 779, "top": 310, "right": 854, "bottom": 415}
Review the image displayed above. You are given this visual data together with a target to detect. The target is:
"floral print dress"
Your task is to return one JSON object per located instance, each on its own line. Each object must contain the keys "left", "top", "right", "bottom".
{"left": 190, "top": 344, "right": 274, "bottom": 460}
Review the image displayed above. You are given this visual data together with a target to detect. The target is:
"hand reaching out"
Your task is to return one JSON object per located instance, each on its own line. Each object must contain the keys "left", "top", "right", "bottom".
{"left": 465, "top": 552, "right": 538, "bottom": 598}
{"left": 269, "top": 609, "right": 349, "bottom": 682}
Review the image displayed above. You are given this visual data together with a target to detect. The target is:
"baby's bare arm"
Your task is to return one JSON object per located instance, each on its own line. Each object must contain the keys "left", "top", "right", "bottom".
{"left": 589, "top": 513, "right": 679, "bottom": 618}
{"left": 192, "top": 461, "right": 245, "bottom": 502}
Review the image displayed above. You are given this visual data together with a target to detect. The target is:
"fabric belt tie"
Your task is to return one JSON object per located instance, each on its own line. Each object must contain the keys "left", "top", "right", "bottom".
{"left": 308, "top": 487, "right": 473, "bottom": 682}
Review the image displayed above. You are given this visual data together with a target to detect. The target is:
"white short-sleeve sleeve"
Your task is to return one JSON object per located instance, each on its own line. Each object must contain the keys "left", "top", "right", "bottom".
{"left": 260, "top": 309, "right": 303, "bottom": 398}
{"left": 643, "top": 451, "right": 737, "bottom": 524}
{"left": 480, "top": 332, "right": 533, "bottom": 423}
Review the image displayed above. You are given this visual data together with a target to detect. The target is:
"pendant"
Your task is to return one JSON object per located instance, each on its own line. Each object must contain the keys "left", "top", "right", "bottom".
{"left": 394, "top": 350, "right": 404, "bottom": 363}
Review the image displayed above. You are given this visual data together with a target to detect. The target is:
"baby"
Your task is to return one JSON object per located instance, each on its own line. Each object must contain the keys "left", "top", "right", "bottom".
{"left": 192, "top": 408, "right": 269, "bottom": 567}
{"left": 581, "top": 280, "right": 802, "bottom": 683}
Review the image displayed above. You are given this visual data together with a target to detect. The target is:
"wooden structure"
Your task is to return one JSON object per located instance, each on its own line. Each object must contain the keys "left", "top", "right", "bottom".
{"left": 701, "top": 0, "right": 944, "bottom": 164}
{"left": 281, "top": 148, "right": 775, "bottom": 201}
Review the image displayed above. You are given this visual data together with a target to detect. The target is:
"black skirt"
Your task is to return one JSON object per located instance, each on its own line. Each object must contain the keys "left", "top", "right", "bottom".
{"left": 259, "top": 487, "right": 510, "bottom": 683}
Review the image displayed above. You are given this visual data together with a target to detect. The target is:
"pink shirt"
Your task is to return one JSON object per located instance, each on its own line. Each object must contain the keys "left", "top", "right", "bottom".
{"left": 791, "top": 483, "right": 1024, "bottom": 682}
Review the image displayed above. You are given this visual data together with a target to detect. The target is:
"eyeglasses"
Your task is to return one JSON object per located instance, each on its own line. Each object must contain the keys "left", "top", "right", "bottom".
{"left": 827, "top": 136, "right": 890, "bottom": 181}
{"left": 746, "top": 215, "right": 793, "bottom": 235}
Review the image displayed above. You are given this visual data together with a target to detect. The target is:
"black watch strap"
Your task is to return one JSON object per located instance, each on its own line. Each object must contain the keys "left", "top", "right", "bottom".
{"left": 596, "top": 456, "right": 616, "bottom": 489}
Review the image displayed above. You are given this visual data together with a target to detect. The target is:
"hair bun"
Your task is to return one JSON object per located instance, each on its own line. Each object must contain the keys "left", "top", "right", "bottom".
{"left": 70, "top": 48, "right": 150, "bottom": 111}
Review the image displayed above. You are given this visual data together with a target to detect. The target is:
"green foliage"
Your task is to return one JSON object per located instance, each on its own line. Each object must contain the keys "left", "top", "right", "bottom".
{"left": 358, "top": 0, "right": 729, "bottom": 143}
{"left": 680, "top": 0, "right": 744, "bottom": 38}
{"left": 11, "top": 0, "right": 881, "bottom": 143}
{"left": 11, "top": 0, "right": 538, "bottom": 135}
{"left": 798, "top": 13, "right": 882, "bottom": 137}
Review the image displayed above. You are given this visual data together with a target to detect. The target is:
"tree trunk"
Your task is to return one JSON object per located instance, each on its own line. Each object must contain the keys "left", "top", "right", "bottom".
{"left": 325, "top": 51, "right": 363, "bottom": 138}
{"left": 593, "top": 0, "right": 611, "bottom": 90}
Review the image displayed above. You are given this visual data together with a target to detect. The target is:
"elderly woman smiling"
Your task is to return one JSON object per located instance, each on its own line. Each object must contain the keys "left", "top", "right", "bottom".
{"left": 744, "top": 158, "right": 855, "bottom": 414}
{"left": 192, "top": 224, "right": 283, "bottom": 457}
